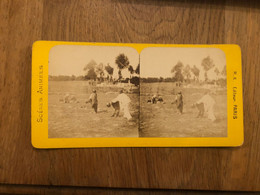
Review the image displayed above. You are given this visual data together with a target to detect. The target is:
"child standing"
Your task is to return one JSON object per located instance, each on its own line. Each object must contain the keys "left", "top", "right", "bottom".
{"left": 86, "top": 89, "right": 98, "bottom": 113}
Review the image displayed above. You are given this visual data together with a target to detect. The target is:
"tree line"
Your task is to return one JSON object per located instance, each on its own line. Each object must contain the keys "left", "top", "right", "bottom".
{"left": 83, "top": 53, "right": 139, "bottom": 81}
{"left": 141, "top": 56, "right": 226, "bottom": 86}
{"left": 170, "top": 56, "right": 226, "bottom": 82}
{"left": 49, "top": 53, "right": 140, "bottom": 85}
{"left": 49, "top": 55, "right": 226, "bottom": 86}
{"left": 49, "top": 75, "right": 85, "bottom": 81}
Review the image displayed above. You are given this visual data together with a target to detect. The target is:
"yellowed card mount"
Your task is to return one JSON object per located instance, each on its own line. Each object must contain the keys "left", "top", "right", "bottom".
{"left": 32, "top": 41, "right": 243, "bottom": 148}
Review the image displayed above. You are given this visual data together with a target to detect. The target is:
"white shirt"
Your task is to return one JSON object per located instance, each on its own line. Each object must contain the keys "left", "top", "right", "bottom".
{"left": 112, "top": 93, "right": 131, "bottom": 106}
{"left": 197, "top": 94, "right": 215, "bottom": 110}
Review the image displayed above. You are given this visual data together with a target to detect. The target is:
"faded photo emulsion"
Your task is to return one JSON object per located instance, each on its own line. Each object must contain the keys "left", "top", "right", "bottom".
{"left": 139, "top": 47, "right": 227, "bottom": 137}
{"left": 48, "top": 45, "right": 140, "bottom": 138}
{"left": 48, "top": 45, "right": 227, "bottom": 139}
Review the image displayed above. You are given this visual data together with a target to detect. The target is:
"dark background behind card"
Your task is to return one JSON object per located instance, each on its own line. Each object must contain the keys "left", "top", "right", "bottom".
{"left": 0, "top": 0, "right": 259, "bottom": 194}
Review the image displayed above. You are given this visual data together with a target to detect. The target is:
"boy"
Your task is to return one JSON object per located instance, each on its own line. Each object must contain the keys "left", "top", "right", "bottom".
{"left": 172, "top": 91, "right": 183, "bottom": 114}
{"left": 110, "top": 89, "right": 132, "bottom": 120}
{"left": 86, "top": 89, "right": 98, "bottom": 113}
{"left": 194, "top": 92, "right": 216, "bottom": 121}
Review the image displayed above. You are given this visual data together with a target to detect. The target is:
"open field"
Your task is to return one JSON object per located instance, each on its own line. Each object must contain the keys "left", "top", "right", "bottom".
{"left": 48, "top": 81, "right": 139, "bottom": 138}
{"left": 49, "top": 81, "right": 227, "bottom": 138}
{"left": 140, "top": 82, "right": 227, "bottom": 137}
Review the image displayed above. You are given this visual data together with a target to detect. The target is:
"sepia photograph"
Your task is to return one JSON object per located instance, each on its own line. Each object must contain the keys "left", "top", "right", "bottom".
{"left": 139, "top": 47, "right": 227, "bottom": 137}
{"left": 48, "top": 45, "right": 140, "bottom": 138}
{"left": 48, "top": 45, "right": 228, "bottom": 139}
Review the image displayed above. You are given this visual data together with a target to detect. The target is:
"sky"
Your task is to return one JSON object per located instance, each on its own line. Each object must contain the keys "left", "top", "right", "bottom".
{"left": 49, "top": 45, "right": 226, "bottom": 79}
{"left": 49, "top": 45, "right": 139, "bottom": 77}
{"left": 140, "top": 47, "right": 226, "bottom": 78}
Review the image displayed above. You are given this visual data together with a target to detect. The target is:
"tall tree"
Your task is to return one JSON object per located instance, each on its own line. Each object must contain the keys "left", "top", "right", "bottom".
{"left": 128, "top": 65, "right": 135, "bottom": 79}
{"left": 135, "top": 63, "right": 140, "bottom": 74}
{"left": 105, "top": 63, "right": 114, "bottom": 81}
{"left": 96, "top": 63, "right": 105, "bottom": 81}
{"left": 83, "top": 60, "right": 97, "bottom": 80}
{"left": 201, "top": 56, "right": 215, "bottom": 81}
{"left": 115, "top": 53, "right": 130, "bottom": 79}
{"left": 214, "top": 67, "right": 220, "bottom": 75}
{"left": 128, "top": 65, "right": 134, "bottom": 74}
{"left": 183, "top": 64, "right": 191, "bottom": 82}
{"left": 85, "top": 68, "right": 97, "bottom": 80}
{"left": 171, "top": 61, "right": 184, "bottom": 82}
{"left": 83, "top": 60, "right": 97, "bottom": 71}
{"left": 118, "top": 70, "right": 122, "bottom": 80}
{"left": 191, "top": 65, "right": 200, "bottom": 81}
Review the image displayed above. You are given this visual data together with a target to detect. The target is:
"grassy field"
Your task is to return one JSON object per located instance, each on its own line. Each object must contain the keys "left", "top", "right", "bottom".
{"left": 48, "top": 81, "right": 139, "bottom": 138}
{"left": 140, "top": 82, "right": 227, "bottom": 137}
{"left": 49, "top": 81, "right": 227, "bottom": 138}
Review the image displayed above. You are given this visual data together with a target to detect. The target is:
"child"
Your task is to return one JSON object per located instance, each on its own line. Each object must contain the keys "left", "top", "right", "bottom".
{"left": 172, "top": 91, "right": 183, "bottom": 114}
{"left": 195, "top": 93, "right": 216, "bottom": 121}
{"left": 110, "top": 89, "right": 132, "bottom": 120}
{"left": 86, "top": 89, "right": 98, "bottom": 113}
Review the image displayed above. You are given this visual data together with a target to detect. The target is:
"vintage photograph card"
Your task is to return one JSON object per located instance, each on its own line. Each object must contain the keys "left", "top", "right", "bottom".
{"left": 31, "top": 41, "right": 243, "bottom": 148}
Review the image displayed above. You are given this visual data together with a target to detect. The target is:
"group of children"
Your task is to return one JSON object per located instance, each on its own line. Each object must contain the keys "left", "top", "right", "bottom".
{"left": 86, "top": 89, "right": 133, "bottom": 120}
{"left": 86, "top": 88, "right": 217, "bottom": 122}
{"left": 149, "top": 91, "right": 217, "bottom": 121}
{"left": 176, "top": 91, "right": 216, "bottom": 121}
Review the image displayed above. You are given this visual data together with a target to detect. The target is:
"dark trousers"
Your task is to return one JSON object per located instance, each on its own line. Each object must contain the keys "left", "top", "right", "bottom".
{"left": 177, "top": 104, "right": 183, "bottom": 114}
{"left": 92, "top": 104, "right": 98, "bottom": 113}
